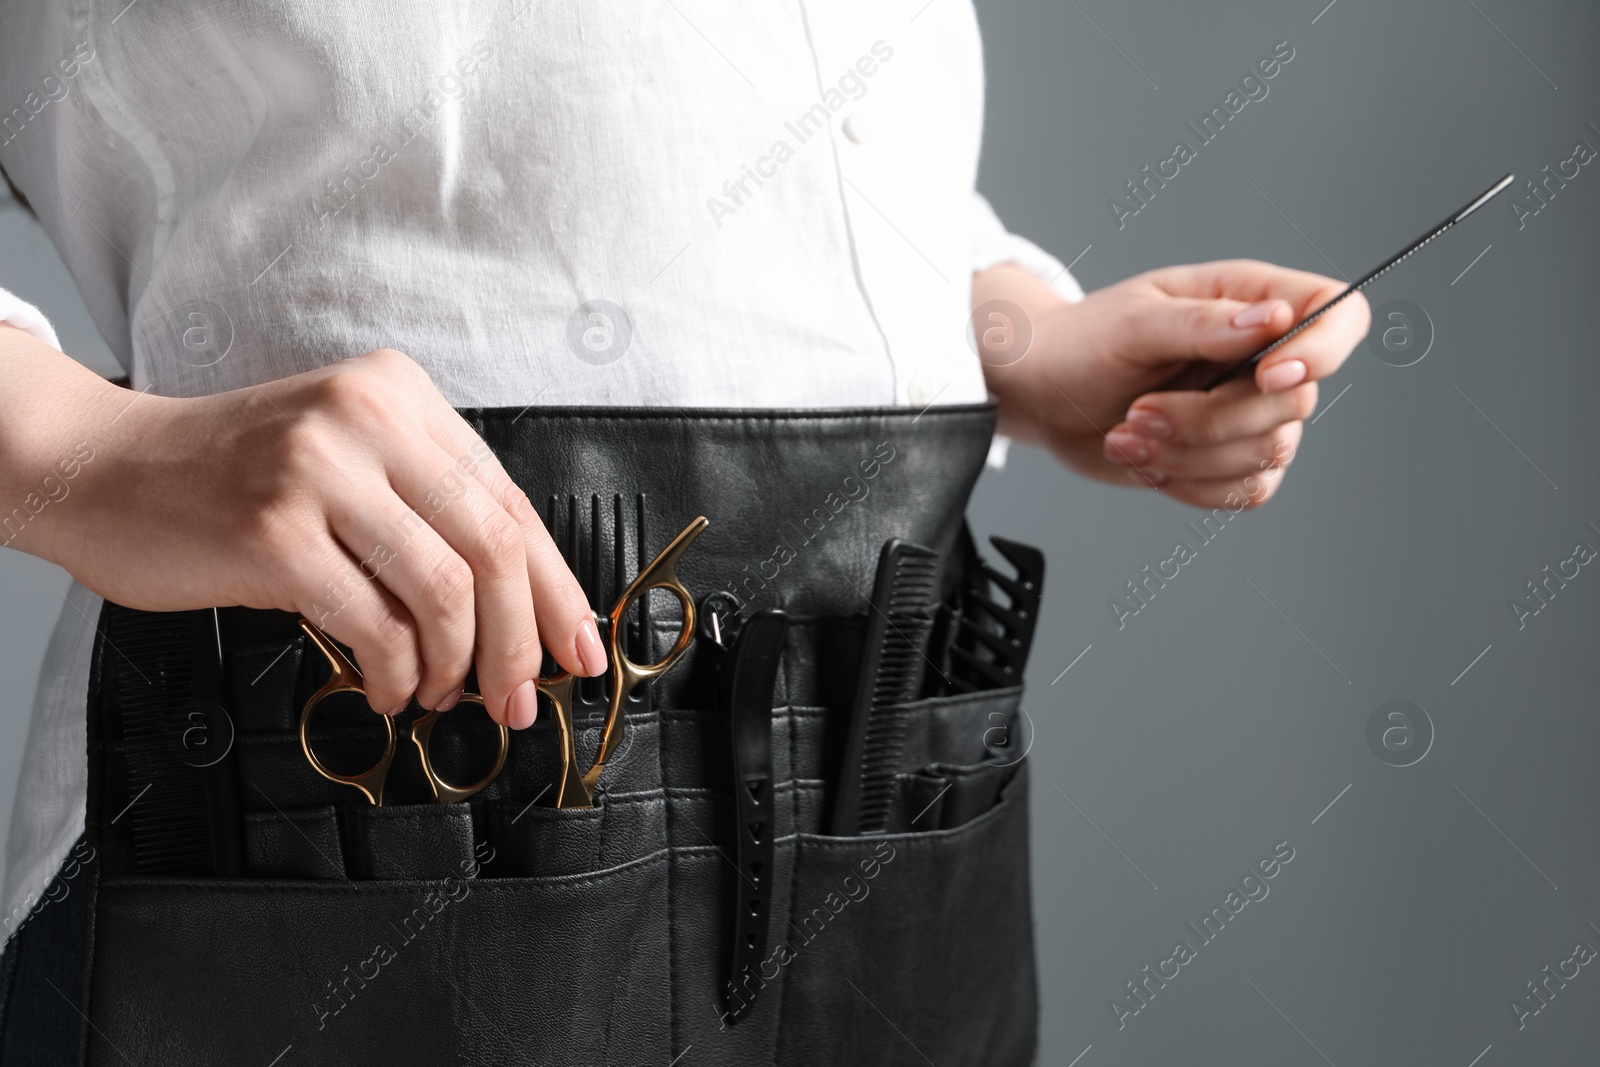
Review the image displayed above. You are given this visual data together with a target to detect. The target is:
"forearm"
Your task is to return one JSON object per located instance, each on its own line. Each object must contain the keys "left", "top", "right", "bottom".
{"left": 0, "top": 323, "right": 127, "bottom": 564}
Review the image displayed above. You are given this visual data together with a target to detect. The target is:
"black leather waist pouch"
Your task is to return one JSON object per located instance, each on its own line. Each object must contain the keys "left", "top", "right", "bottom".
{"left": 76, "top": 404, "right": 1039, "bottom": 1066}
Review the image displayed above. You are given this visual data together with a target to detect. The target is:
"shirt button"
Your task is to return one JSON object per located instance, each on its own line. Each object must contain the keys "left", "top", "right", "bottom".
{"left": 908, "top": 381, "right": 931, "bottom": 406}
{"left": 841, "top": 113, "right": 868, "bottom": 144}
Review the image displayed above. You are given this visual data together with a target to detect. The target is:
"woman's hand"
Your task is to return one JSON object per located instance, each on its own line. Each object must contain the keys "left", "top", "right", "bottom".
{"left": 0, "top": 335, "right": 601, "bottom": 728}
{"left": 977, "top": 259, "right": 1370, "bottom": 508}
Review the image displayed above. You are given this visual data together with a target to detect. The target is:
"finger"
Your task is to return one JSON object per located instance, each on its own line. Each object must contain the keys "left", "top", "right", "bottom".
{"left": 1126, "top": 293, "right": 1299, "bottom": 368}
{"left": 1254, "top": 290, "right": 1370, "bottom": 390}
{"left": 425, "top": 412, "right": 601, "bottom": 682}
{"left": 1143, "top": 259, "right": 1346, "bottom": 309}
{"left": 325, "top": 488, "right": 475, "bottom": 714}
{"left": 1106, "top": 421, "right": 1303, "bottom": 479}
{"left": 292, "top": 535, "right": 422, "bottom": 716}
{"left": 1138, "top": 260, "right": 1367, "bottom": 386}
{"left": 1137, "top": 464, "right": 1289, "bottom": 510}
{"left": 1123, "top": 380, "right": 1317, "bottom": 447}
{"left": 387, "top": 445, "right": 547, "bottom": 730}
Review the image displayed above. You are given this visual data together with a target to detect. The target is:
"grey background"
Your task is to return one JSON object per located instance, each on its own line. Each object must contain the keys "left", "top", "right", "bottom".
{"left": 2, "top": 0, "right": 1597, "bottom": 1063}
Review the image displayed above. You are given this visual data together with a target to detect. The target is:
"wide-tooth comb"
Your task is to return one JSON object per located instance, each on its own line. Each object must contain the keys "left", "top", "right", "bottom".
{"left": 948, "top": 537, "right": 1045, "bottom": 693}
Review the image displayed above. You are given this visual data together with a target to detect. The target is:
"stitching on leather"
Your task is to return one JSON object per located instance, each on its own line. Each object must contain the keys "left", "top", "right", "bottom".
{"left": 463, "top": 404, "right": 995, "bottom": 426}
{"left": 649, "top": 781, "right": 801, "bottom": 800}
{"left": 359, "top": 808, "right": 470, "bottom": 827}
{"left": 796, "top": 767, "right": 1024, "bottom": 850}
{"left": 102, "top": 848, "right": 671, "bottom": 894}
{"left": 566, "top": 786, "right": 665, "bottom": 804}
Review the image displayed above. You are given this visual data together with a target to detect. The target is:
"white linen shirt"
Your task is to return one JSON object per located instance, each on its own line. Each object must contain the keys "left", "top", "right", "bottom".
{"left": 0, "top": 0, "right": 1081, "bottom": 929}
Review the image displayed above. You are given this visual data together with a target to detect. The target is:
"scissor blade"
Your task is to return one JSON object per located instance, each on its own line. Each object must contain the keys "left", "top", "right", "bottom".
{"left": 541, "top": 673, "right": 596, "bottom": 809}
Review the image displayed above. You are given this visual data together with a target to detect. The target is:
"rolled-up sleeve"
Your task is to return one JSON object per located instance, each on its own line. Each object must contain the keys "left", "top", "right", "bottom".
{"left": 971, "top": 192, "right": 1085, "bottom": 303}
{"left": 0, "top": 286, "right": 62, "bottom": 352}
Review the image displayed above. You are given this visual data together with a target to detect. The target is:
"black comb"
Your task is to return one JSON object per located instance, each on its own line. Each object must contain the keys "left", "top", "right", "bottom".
{"left": 544, "top": 492, "right": 655, "bottom": 721}
{"left": 832, "top": 540, "right": 941, "bottom": 835}
{"left": 106, "top": 607, "right": 241, "bottom": 875}
{"left": 948, "top": 537, "right": 1045, "bottom": 693}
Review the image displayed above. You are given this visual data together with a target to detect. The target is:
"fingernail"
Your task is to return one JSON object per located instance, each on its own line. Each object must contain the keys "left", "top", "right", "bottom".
{"left": 1137, "top": 469, "right": 1169, "bottom": 486}
{"left": 1232, "top": 299, "right": 1284, "bottom": 329}
{"left": 1260, "top": 359, "right": 1308, "bottom": 392}
{"left": 1105, "top": 431, "right": 1149, "bottom": 465}
{"left": 1126, "top": 409, "right": 1173, "bottom": 440}
{"left": 385, "top": 700, "right": 409, "bottom": 717}
{"left": 507, "top": 679, "right": 538, "bottom": 730}
{"left": 576, "top": 616, "right": 608, "bottom": 677}
{"left": 436, "top": 687, "right": 463, "bottom": 713}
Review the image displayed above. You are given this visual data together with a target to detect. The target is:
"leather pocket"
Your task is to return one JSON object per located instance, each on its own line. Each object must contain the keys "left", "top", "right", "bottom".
{"left": 879, "top": 685, "right": 1024, "bottom": 776}
{"left": 243, "top": 804, "right": 344, "bottom": 879}
{"left": 86, "top": 854, "right": 672, "bottom": 1066}
{"left": 485, "top": 799, "right": 605, "bottom": 877}
{"left": 787, "top": 686, "right": 1024, "bottom": 812}
{"left": 339, "top": 803, "right": 475, "bottom": 881}
{"left": 894, "top": 758, "right": 1020, "bottom": 833}
{"left": 775, "top": 762, "right": 1036, "bottom": 1067}
{"left": 483, "top": 792, "right": 666, "bottom": 878}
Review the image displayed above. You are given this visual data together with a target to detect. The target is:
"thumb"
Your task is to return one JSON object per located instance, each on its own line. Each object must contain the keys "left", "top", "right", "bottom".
{"left": 1132, "top": 296, "right": 1295, "bottom": 366}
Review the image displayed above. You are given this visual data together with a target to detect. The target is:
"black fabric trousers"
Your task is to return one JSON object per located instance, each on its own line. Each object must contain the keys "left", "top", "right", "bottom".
{"left": 0, "top": 404, "right": 1038, "bottom": 1065}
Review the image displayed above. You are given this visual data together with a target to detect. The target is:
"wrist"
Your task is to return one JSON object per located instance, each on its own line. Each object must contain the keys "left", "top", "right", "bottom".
{"left": 984, "top": 298, "right": 1078, "bottom": 445}
{"left": 0, "top": 327, "right": 146, "bottom": 563}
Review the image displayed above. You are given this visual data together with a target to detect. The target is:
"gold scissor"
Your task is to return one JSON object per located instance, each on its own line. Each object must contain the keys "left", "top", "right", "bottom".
{"left": 298, "top": 515, "right": 707, "bottom": 808}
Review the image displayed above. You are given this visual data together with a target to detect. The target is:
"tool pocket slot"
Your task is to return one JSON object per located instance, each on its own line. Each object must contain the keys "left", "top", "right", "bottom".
{"left": 668, "top": 829, "right": 800, "bottom": 1060}
{"left": 87, "top": 854, "right": 673, "bottom": 1066}
{"left": 776, "top": 763, "right": 1036, "bottom": 1067}
{"left": 340, "top": 803, "right": 476, "bottom": 881}
{"left": 893, "top": 684, "right": 1025, "bottom": 771}
{"left": 482, "top": 792, "right": 667, "bottom": 878}
{"left": 243, "top": 804, "right": 345, "bottom": 879}
{"left": 485, "top": 799, "right": 605, "bottom": 877}
{"left": 894, "top": 758, "right": 1020, "bottom": 833}
{"left": 799, "top": 685, "right": 1024, "bottom": 834}
{"left": 793, "top": 686, "right": 1023, "bottom": 789}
